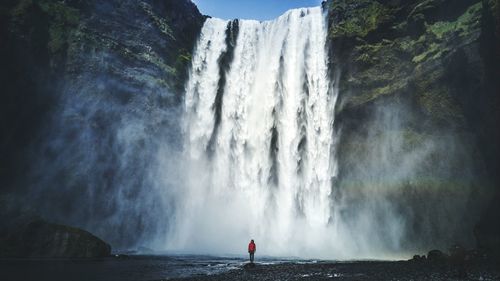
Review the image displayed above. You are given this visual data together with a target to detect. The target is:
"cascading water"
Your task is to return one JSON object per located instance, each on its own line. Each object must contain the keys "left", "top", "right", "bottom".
{"left": 167, "top": 7, "right": 345, "bottom": 258}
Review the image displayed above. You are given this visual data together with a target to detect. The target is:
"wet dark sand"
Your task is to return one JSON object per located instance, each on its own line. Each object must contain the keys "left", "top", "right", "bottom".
{"left": 175, "top": 260, "right": 500, "bottom": 281}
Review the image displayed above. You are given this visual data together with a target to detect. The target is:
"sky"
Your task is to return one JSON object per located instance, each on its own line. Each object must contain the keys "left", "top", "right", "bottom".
{"left": 191, "top": 0, "right": 324, "bottom": 21}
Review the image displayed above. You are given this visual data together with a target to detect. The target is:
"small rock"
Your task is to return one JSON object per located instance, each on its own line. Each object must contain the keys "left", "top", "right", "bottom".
{"left": 427, "top": 249, "right": 447, "bottom": 262}
{"left": 244, "top": 262, "right": 256, "bottom": 269}
{"left": 410, "top": 254, "right": 426, "bottom": 262}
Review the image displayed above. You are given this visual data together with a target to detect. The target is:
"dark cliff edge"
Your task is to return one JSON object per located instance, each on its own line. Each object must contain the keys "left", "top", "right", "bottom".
{"left": 0, "top": 0, "right": 205, "bottom": 254}
{"left": 326, "top": 0, "right": 499, "bottom": 258}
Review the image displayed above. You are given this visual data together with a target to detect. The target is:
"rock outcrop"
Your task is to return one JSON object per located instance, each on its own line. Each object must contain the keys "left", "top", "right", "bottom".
{"left": 0, "top": 200, "right": 111, "bottom": 258}
{"left": 474, "top": 192, "right": 500, "bottom": 260}
{"left": 0, "top": 219, "right": 111, "bottom": 258}
{"left": 427, "top": 249, "right": 448, "bottom": 262}
{"left": 0, "top": 0, "right": 205, "bottom": 248}
{"left": 0, "top": 0, "right": 205, "bottom": 187}
{"left": 325, "top": 0, "right": 499, "bottom": 251}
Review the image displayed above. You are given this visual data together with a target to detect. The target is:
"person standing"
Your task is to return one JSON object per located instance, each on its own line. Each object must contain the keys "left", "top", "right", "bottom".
{"left": 248, "top": 239, "right": 256, "bottom": 263}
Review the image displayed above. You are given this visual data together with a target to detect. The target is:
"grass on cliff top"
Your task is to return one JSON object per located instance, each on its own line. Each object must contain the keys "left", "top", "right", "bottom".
{"left": 412, "top": 41, "right": 450, "bottom": 63}
{"left": 349, "top": 78, "right": 409, "bottom": 107}
{"left": 426, "top": 2, "right": 482, "bottom": 40}
{"left": 330, "top": 0, "right": 393, "bottom": 38}
{"left": 412, "top": 2, "right": 482, "bottom": 63}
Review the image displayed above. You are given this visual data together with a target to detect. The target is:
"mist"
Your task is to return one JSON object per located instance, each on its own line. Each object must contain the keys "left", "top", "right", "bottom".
{"left": 21, "top": 51, "right": 185, "bottom": 249}
{"left": 333, "top": 91, "right": 489, "bottom": 257}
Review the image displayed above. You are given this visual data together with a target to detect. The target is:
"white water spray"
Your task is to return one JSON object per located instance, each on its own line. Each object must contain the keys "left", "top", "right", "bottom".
{"left": 169, "top": 7, "right": 349, "bottom": 259}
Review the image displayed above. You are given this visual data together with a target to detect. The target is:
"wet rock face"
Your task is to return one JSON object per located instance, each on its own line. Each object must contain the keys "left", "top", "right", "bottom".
{"left": 0, "top": 0, "right": 205, "bottom": 191}
{"left": 0, "top": 0, "right": 205, "bottom": 248}
{"left": 62, "top": 0, "right": 205, "bottom": 94}
{"left": 325, "top": 0, "right": 499, "bottom": 251}
{"left": 327, "top": 0, "right": 497, "bottom": 126}
{"left": 474, "top": 192, "right": 500, "bottom": 260}
{"left": 0, "top": 219, "right": 111, "bottom": 258}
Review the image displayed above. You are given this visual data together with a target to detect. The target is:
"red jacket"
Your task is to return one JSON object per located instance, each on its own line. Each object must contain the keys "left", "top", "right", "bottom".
{"left": 248, "top": 241, "right": 256, "bottom": 253}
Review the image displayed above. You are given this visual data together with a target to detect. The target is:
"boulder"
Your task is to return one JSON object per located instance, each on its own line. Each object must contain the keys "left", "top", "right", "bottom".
{"left": 244, "top": 262, "right": 257, "bottom": 269}
{"left": 0, "top": 218, "right": 111, "bottom": 258}
{"left": 410, "top": 254, "right": 426, "bottom": 262}
{"left": 427, "top": 249, "right": 448, "bottom": 262}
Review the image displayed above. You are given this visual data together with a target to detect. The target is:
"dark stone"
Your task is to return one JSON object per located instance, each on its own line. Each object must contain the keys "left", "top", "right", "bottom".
{"left": 449, "top": 244, "right": 468, "bottom": 278}
{"left": 474, "top": 192, "right": 500, "bottom": 261}
{"left": 407, "top": 12, "right": 426, "bottom": 37}
{"left": 113, "top": 254, "right": 130, "bottom": 259}
{"left": 427, "top": 249, "right": 448, "bottom": 262}
{"left": 0, "top": 218, "right": 111, "bottom": 258}
{"left": 410, "top": 254, "right": 426, "bottom": 262}
{"left": 244, "top": 262, "right": 257, "bottom": 269}
{"left": 0, "top": 198, "right": 111, "bottom": 258}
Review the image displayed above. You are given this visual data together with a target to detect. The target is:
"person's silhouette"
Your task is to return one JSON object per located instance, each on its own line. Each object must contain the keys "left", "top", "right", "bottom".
{"left": 248, "top": 239, "right": 256, "bottom": 263}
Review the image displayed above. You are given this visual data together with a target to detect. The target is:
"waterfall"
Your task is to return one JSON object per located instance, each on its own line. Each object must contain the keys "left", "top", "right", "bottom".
{"left": 166, "top": 7, "right": 346, "bottom": 258}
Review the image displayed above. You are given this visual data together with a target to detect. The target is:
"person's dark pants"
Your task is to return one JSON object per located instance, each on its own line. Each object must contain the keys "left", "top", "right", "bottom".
{"left": 249, "top": 252, "right": 254, "bottom": 263}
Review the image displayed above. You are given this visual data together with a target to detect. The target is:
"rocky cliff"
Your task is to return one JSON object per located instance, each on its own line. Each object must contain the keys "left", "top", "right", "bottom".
{"left": 326, "top": 0, "right": 499, "bottom": 256}
{"left": 0, "top": 0, "right": 205, "bottom": 249}
{"left": 1, "top": 0, "right": 204, "bottom": 187}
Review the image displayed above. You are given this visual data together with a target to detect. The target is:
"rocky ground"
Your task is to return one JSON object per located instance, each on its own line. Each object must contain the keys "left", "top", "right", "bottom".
{"left": 1, "top": 255, "right": 498, "bottom": 281}
{"left": 173, "top": 260, "right": 500, "bottom": 281}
